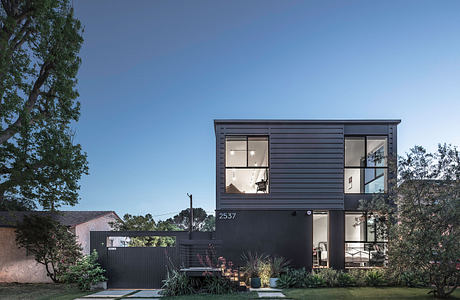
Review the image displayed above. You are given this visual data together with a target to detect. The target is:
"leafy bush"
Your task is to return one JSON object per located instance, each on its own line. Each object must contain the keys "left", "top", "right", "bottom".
{"left": 365, "top": 269, "right": 385, "bottom": 286}
{"left": 348, "top": 269, "right": 368, "bottom": 286}
{"left": 15, "top": 215, "right": 82, "bottom": 282}
{"left": 202, "top": 276, "right": 237, "bottom": 294}
{"left": 305, "top": 273, "right": 326, "bottom": 287}
{"left": 61, "top": 250, "right": 106, "bottom": 291}
{"left": 315, "top": 268, "right": 338, "bottom": 287}
{"left": 162, "top": 269, "right": 194, "bottom": 296}
{"left": 398, "top": 270, "right": 429, "bottom": 287}
{"left": 337, "top": 271, "right": 355, "bottom": 287}
{"left": 276, "top": 268, "right": 309, "bottom": 288}
{"left": 259, "top": 260, "right": 271, "bottom": 287}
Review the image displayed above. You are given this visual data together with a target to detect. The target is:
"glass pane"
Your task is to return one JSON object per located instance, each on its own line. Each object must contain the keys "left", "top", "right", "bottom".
{"left": 226, "top": 136, "right": 247, "bottom": 167}
{"left": 344, "top": 168, "right": 363, "bottom": 193}
{"left": 367, "top": 137, "right": 387, "bottom": 167}
{"left": 367, "top": 215, "right": 375, "bottom": 242}
{"left": 364, "top": 168, "right": 387, "bottom": 193}
{"left": 106, "top": 236, "right": 176, "bottom": 247}
{"left": 345, "top": 137, "right": 365, "bottom": 167}
{"left": 225, "top": 168, "right": 268, "bottom": 194}
{"left": 248, "top": 137, "right": 268, "bottom": 167}
{"left": 345, "top": 242, "right": 387, "bottom": 267}
{"left": 313, "top": 212, "right": 328, "bottom": 267}
{"left": 345, "top": 213, "right": 366, "bottom": 242}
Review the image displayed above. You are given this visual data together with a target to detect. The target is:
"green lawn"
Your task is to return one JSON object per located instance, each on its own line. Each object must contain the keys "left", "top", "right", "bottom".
{"left": 284, "top": 287, "right": 460, "bottom": 300}
{"left": 0, "top": 283, "right": 93, "bottom": 300}
{"left": 0, "top": 284, "right": 458, "bottom": 300}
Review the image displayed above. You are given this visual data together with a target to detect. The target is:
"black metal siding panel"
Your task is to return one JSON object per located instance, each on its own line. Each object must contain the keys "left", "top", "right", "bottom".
{"left": 216, "top": 123, "right": 345, "bottom": 210}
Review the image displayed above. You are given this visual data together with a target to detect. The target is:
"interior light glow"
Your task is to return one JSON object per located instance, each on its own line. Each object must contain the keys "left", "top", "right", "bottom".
{"left": 230, "top": 150, "right": 235, "bottom": 155}
{"left": 250, "top": 150, "right": 255, "bottom": 156}
{"left": 254, "top": 163, "right": 258, "bottom": 166}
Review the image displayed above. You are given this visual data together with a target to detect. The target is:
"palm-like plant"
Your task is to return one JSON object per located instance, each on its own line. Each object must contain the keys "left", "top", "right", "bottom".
{"left": 270, "top": 256, "right": 290, "bottom": 278}
{"left": 241, "top": 252, "right": 268, "bottom": 278}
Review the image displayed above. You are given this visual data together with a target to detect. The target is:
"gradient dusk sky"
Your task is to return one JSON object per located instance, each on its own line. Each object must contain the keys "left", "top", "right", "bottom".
{"left": 67, "top": 0, "right": 460, "bottom": 219}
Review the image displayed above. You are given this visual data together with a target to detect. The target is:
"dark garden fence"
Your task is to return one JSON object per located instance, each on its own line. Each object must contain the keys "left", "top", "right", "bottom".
{"left": 90, "top": 231, "right": 219, "bottom": 289}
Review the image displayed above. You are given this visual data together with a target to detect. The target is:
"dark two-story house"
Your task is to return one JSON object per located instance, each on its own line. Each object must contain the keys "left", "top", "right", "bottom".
{"left": 214, "top": 119, "right": 400, "bottom": 270}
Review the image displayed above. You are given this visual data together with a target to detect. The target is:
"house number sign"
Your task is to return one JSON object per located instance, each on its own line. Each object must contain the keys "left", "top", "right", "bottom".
{"left": 218, "top": 212, "right": 236, "bottom": 220}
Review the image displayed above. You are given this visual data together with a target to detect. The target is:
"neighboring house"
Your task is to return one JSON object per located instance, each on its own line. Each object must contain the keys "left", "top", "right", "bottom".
{"left": 214, "top": 119, "right": 400, "bottom": 270}
{"left": 0, "top": 211, "right": 120, "bottom": 283}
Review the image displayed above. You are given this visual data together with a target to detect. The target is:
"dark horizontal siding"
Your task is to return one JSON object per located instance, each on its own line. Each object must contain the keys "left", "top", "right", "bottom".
{"left": 216, "top": 123, "right": 345, "bottom": 210}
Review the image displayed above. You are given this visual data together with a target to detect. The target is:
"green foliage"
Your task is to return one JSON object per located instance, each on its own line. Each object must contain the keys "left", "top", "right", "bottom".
{"left": 314, "top": 268, "right": 339, "bottom": 287}
{"left": 258, "top": 260, "right": 271, "bottom": 287}
{"left": 337, "top": 271, "right": 355, "bottom": 287}
{"left": 110, "top": 214, "right": 179, "bottom": 247}
{"left": 61, "top": 250, "right": 106, "bottom": 291}
{"left": 15, "top": 214, "right": 82, "bottom": 282}
{"left": 398, "top": 270, "right": 429, "bottom": 287}
{"left": 347, "top": 269, "right": 368, "bottom": 287}
{"left": 241, "top": 252, "right": 269, "bottom": 278}
{"left": 0, "top": 0, "right": 88, "bottom": 210}
{"left": 269, "top": 256, "right": 290, "bottom": 278}
{"left": 166, "top": 208, "right": 214, "bottom": 231}
{"left": 360, "top": 144, "right": 460, "bottom": 297}
{"left": 365, "top": 269, "right": 385, "bottom": 286}
{"left": 162, "top": 269, "right": 194, "bottom": 296}
{"left": 276, "top": 268, "right": 310, "bottom": 288}
{"left": 202, "top": 276, "right": 237, "bottom": 294}
{"left": 305, "top": 273, "right": 326, "bottom": 288}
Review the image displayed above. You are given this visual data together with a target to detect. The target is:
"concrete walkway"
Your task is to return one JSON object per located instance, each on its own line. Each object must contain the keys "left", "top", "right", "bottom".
{"left": 77, "top": 289, "right": 163, "bottom": 299}
{"left": 250, "top": 287, "right": 287, "bottom": 298}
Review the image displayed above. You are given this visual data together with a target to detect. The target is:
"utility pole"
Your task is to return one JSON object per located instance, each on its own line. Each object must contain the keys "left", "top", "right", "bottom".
{"left": 187, "top": 193, "right": 193, "bottom": 239}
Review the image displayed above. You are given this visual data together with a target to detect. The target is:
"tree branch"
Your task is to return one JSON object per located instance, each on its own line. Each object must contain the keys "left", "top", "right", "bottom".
{"left": 0, "top": 61, "right": 53, "bottom": 144}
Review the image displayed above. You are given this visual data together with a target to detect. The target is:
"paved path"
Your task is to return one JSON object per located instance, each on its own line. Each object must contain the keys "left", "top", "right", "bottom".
{"left": 77, "top": 289, "right": 163, "bottom": 299}
{"left": 250, "top": 287, "right": 287, "bottom": 298}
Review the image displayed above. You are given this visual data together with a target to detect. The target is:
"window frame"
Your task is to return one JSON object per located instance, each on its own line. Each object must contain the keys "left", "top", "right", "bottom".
{"left": 344, "top": 211, "right": 388, "bottom": 268}
{"left": 344, "top": 135, "right": 388, "bottom": 194}
{"left": 224, "top": 135, "right": 270, "bottom": 194}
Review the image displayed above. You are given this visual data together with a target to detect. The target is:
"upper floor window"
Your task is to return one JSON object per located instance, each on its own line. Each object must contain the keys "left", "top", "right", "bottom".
{"left": 344, "top": 136, "right": 388, "bottom": 193}
{"left": 225, "top": 136, "right": 269, "bottom": 194}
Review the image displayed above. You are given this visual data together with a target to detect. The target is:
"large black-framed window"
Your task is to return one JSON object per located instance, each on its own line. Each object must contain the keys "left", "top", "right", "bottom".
{"left": 225, "top": 136, "right": 269, "bottom": 194}
{"left": 344, "top": 136, "right": 388, "bottom": 194}
{"left": 345, "top": 211, "right": 388, "bottom": 268}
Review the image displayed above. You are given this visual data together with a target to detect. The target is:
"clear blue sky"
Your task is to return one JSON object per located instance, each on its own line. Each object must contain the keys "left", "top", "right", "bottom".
{"left": 67, "top": 0, "right": 460, "bottom": 219}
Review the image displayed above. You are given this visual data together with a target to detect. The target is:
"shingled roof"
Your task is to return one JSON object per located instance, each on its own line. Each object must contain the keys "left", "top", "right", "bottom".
{"left": 0, "top": 211, "right": 119, "bottom": 228}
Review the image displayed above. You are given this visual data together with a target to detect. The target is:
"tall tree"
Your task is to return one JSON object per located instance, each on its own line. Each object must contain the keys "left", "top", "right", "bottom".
{"left": 361, "top": 144, "right": 460, "bottom": 298}
{"left": 167, "top": 208, "right": 213, "bottom": 231}
{"left": 0, "top": 0, "right": 87, "bottom": 210}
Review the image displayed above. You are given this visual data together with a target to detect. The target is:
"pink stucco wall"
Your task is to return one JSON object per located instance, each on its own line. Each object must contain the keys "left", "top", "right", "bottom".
{"left": 75, "top": 213, "right": 118, "bottom": 255}
{"left": 0, "top": 227, "right": 52, "bottom": 283}
{"left": 0, "top": 212, "right": 118, "bottom": 283}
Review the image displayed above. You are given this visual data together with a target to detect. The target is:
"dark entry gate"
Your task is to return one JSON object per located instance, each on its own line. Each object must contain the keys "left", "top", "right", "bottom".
{"left": 90, "top": 231, "right": 217, "bottom": 289}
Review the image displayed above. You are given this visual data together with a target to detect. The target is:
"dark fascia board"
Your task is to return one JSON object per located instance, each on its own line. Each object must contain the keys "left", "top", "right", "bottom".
{"left": 214, "top": 119, "right": 401, "bottom": 132}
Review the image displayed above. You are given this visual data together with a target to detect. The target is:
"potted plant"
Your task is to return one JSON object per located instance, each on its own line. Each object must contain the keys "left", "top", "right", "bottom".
{"left": 269, "top": 256, "right": 290, "bottom": 288}
{"left": 241, "top": 252, "right": 267, "bottom": 288}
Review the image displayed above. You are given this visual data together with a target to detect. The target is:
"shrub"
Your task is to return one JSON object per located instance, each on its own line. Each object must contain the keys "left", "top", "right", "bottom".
{"left": 305, "top": 273, "right": 326, "bottom": 287}
{"left": 276, "top": 268, "right": 309, "bottom": 288}
{"left": 15, "top": 215, "right": 82, "bottom": 282}
{"left": 259, "top": 260, "right": 271, "bottom": 287}
{"left": 162, "top": 269, "right": 194, "bottom": 296}
{"left": 337, "top": 271, "right": 355, "bottom": 287}
{"left": 315, "top": 268, "right": 338, "bottom": 287}
{"left": 270, "top": 256, "right": 290, "bottom": 278}
{"left": 365, "top": 269, "right": 385, "bottom": 286}
{"left": 61, "top": 250, "right": 106, "bottom": 291}
{"left": 203, "top": 276, "right": 237, "bottom": 294}
{"left": 348, "top": 269, "right": 368, "bottom": 286}
{"left": 398, "top": 270, "right": 429, "bottom": 287}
